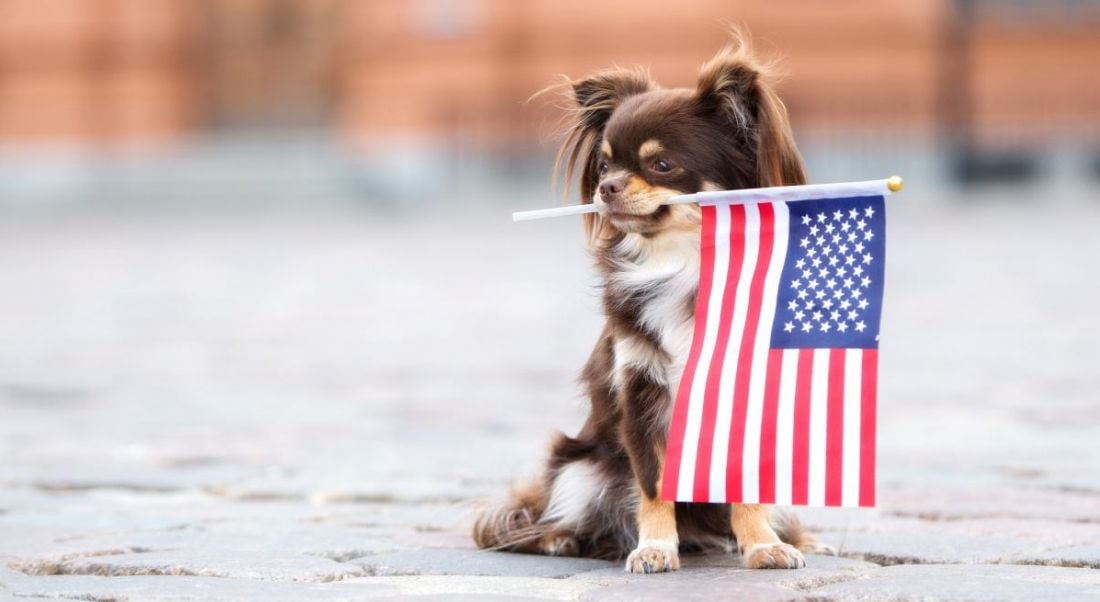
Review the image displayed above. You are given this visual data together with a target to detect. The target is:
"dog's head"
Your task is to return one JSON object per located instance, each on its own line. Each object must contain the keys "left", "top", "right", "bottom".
{"left": 557, "top": 35, "right": 806, "bottom": 242}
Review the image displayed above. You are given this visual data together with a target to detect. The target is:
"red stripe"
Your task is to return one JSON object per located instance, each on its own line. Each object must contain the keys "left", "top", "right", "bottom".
{"left": 825, "top": 349, "right": 846, "bottom": 506}
{"left": 757, "top": 349, "right": 783, "bottom": 504}
{"left": 725, "top": 203, "right": 777, "bottom": 502}
{"left": 859, "top": 350, "right": 878, "bottom": 506}
{"left": 661, "top": 205, "right": 718, "bottom": 501}
{"left": 691, "top": 205, "right": 746, "bottom": 502}
{"left": 791, "top": 349, "right": 813, "bottom": 505}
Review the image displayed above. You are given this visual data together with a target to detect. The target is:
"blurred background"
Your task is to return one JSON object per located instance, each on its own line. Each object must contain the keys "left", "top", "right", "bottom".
{"left": 2, "top": 0, "right": 1100, "bottom": 552}
{"left": 1, "top": 0, "right": 1098, "bottom": 209}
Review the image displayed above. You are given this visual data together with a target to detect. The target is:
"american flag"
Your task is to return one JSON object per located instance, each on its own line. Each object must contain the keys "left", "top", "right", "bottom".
{"left": 661, "top": 193, "right": 885, "bottom": 507}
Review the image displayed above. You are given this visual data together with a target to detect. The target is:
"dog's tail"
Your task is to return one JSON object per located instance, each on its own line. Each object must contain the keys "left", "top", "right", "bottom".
{"left": 770, "top": 507, "right": 837, "bottom": 555}
{"left": 472, "top": 478, "right": 556, "bottom": 553}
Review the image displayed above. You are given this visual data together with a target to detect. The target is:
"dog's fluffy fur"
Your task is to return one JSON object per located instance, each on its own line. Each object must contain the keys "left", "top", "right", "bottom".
{"left": 474, "top": 32, "right": 833, "bottom": 573}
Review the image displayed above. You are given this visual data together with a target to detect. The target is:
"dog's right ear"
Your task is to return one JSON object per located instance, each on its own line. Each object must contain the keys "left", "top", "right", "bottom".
{"left": 571, "top": 69, "right": 651, "bottom": 133}
{"left": 555, "top": 68, "right": 651, "bottom": 245}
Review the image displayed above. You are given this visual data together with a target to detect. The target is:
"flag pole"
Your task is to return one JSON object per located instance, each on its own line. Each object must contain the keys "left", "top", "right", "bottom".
{"left": 512, "top": 176, "right": 903, "bottom": 222}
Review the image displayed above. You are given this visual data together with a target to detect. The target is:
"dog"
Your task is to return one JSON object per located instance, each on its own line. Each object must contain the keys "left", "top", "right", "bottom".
{"left": 474, "top": 32, "right": 833, "bottom": 574}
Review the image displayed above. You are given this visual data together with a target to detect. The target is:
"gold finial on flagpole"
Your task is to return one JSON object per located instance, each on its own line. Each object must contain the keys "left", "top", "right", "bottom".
{"left": 886, "top": 176, "right": 904, "bottom": 192}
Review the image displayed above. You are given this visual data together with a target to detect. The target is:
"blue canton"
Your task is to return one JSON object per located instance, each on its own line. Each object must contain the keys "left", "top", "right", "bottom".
{"left": 769, "top": 195, "right": 886, "bottom": 349}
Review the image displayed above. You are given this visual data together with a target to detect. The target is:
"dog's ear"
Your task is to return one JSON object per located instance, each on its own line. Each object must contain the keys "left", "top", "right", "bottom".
{"left": 696, "top": 36, "right": 806, "bottom": 187}
{"left": 554, "top": 68, "right": 651, "bottom": 244}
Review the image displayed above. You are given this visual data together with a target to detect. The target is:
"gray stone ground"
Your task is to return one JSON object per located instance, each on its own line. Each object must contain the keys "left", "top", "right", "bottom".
{"left": 1, "top": 187, "right": 1099, "bottom": 600}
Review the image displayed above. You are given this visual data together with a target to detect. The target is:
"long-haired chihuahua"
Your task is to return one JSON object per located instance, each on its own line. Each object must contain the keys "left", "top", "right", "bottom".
{"left": 475, "top": 32, "right": 834, "bottom": 573}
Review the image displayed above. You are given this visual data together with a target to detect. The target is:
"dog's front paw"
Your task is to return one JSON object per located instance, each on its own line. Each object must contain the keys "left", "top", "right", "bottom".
{"left": 625, "top": 540, "right": 680, "bottom": 574}
{"left": 742, "top": 542, "right": 805, "bottom": 569}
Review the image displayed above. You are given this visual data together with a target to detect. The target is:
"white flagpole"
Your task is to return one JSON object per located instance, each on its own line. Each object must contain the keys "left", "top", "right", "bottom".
{"left": 511, "top": 176, "right": 903, "bottom": 222}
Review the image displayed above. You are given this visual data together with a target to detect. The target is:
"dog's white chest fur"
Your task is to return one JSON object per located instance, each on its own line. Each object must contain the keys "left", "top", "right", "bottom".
{"left": 609, "top": 230, "right": 700, "bottom": 394}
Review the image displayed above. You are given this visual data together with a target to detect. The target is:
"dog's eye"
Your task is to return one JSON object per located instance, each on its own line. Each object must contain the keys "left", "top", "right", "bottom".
{"left": 652, "top": 159, "right": 673, "bottom": 173}
{"left": 598, "top": 161, "right": 609, "bottom": 175}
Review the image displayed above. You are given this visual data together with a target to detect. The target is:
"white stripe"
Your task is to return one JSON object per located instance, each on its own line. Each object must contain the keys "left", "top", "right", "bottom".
{"left": 807, "top": 349, "right": 830, "bottom": 506}
{"left": 842, "top": 349, "right": 863, "bottom": 507}
{"left": 687, "top": 179, "right": 895, "bottom": 206}
{"left": 676, "top": 205, "right": 731, "bottom": 500}
{"left": 774, "top": 349, "right": 798, "bottom": 505}
{"left": 709, "top": 204, "right": 759, "bottom": 502}
{"left": 740, "top": 202, "right": 789, "bottom": 503}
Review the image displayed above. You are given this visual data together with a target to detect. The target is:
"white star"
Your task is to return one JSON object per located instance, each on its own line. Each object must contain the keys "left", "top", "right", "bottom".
{"left": 804, "top": 299, "right": 815, "bottom": 310}
{"left": 840, "top": 299, "right": 851, "bottom": 310}
{"left": 816, "top": 237, "right": 827, "bottom": 247}
{"left": 824, "top": 223, "right": 835, "bottom": 234}
{"left": 847, "top": 232, "right": 858, "bottom": 243}
{"left": 821, "top": 246, "right": 832, "bottom": 257}
{"left": 861, "top": 276, "right": 871, "bottom": 288}
{"left": 815, "top": 290, "right": 826, "bottom": 300}
{"left": 784, "top": 321, "right": 794, "bottom": 333}
{"left": 828, "top": 256, "right": 839, "bottom": 267}
{"left": 820, "top": 322, "right": 831, "bottom": 333}
{"left": 863, "top": 254, "right": 873, "bottom": 264}
{"left": 818, "top": 268, "right": 831, "bottom": 279}
{"left": 843, "top": 277, "right": 854, "bottom": 289}
{"left": 809, "top": 225, "right": 820, "bottom": 236}
{"left": 817, "top": 213, "right": 827, "bottom": 223}
{"left": 812, "top": 310, "right": 823, "bottom": 322}
{"left": 840, "top": 221, "right": 851, "bottom": 232}
{"left": 807, "top": 279, "right": 819, "bottom": 290}
{"left": 858, "top": 298, "right": 869, "bottom": 310}
{"left": 826, "top": 278, "right": 837, "bottom": 289}
{"left": 790, "top": 279, "right": 801, "bottom": 289}
{"left": 845, "top": 255, "right": 856, "bottom": 266}
{"left": 797, "top": 289, "right": 808, "bottom": 300}
{"left": 847, "top": 310, "right": 859, "bottom": 321}
{"left": 801, "top": 215, "right": 811, "bottom": 225}
{"left": 865, "top": 206, "right": 875, "bottom": 218}
{"left": 855, "top": 320, "right": 867, "bottom": 332}
{"left": 856, "top": 219, "right": 867, "bottom": 230}
{"left": 830, "top": 310, "right": 841, "bottom": 322}
{"left": 831, "top": 234, "right": 842, "bottom": 245}
{"left": 837, "top": 322, "right": 849, "bottom": 333}
{"left": 853, "top": 266, "right": 864, "bottom": 276}
{"left": 832, "top": 289, "right": 843, "bottom": 299}
{"left": 849, "top": 208, "right": 859, "bottom": 219}
{"left": 794, "top": 310, "right": 805, "bottom": 321}
{"left": 800, "top": 237, "right": 810, "bottom": 248}
{"left": 823, "top": 299, "right": 834, "bottom": 309}
{"left": 864, "top": 230, "right": 874, "bottom": 241}
{"left": 812, "top": 257, "right": 822, "bottom": 268}
{"left": 838, "top": 244, "right": 849, "bottom": 254}
{"left": 851, "top": 289, "right": 862, "bottom": 299}
{"left": 795, "top": 258, "right": 806, "bottom": 269}
{"left": 807, "top": 248, "right": 817, "bottom": 258}
{"left": 836, "top": 266, "right": 847, "bottom": 277}
{"left": 788, "top": 300, "right": 799, "bottom": 311}
{"left": 802, "top": 322, "right": 812, "bottom": 333}
{"left": 833, "top": 210, "right": 844, "bottom": 221}
{"left": 802, "top": 269, "right": 813, "bottom": 279}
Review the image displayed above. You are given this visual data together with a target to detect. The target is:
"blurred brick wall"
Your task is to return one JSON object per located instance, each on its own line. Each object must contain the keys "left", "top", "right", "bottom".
{"left": 0, "top": 0, "right": 1097, "bottom": 150}
{"left": 0, "top": 0, "right": 199, "bottom": 144}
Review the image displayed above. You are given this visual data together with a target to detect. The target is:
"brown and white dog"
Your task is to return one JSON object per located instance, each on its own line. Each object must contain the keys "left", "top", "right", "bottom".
{"left": 475, "top": 34, "right": 833, "bottom": 574}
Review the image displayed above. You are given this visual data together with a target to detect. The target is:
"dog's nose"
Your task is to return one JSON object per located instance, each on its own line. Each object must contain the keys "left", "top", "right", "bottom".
{"left": 599, "top": 178, "right": 626, "bottom": 201}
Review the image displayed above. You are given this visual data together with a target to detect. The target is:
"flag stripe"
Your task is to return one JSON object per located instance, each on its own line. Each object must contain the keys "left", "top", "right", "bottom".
{"left": 860, "top": 350, "right": 878, "bottom": 506}
{"left": 661, "top": 205, "right": 718, "bottom": 501}
{"left": 774, "top": 348, "right": 798, "bottom": 506}
{"left": 791, "top": 349, "right": 813, "bottom": 505}
{"left": 842, "top": 349, "right": 863, "bottom": 507}
{"left": 808, "top": 349, "right": 830, "bottom": 506}
{"left": 673, "top": 205, "right": 732, "bottom": 500}
{"left": 825, "top": 349, "right": 846, "bottom": 506}
{"left": 720, "top": 204, "right": 770, "bottom": 501}
{"left": 758, "top": 349, "right": 783, "bottom": 504}
{"left": 694, "top": 205, "right": 747, "bottom": 501}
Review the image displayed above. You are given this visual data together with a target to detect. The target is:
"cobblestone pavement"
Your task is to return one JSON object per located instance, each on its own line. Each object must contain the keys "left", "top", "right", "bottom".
{"left": 1, "top": 189, "right": 1099, "bottom": 600}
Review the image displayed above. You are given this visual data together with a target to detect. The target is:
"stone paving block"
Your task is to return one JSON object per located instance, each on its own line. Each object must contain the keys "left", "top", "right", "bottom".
{"left": 1004, "top": 544, "right": 1100, "bottom": 569}
{"left": 356, "top": 548, "right": 615, "bottom": 578}
{"left": 807, "top": 563, "right": 1100, "bottom": 601}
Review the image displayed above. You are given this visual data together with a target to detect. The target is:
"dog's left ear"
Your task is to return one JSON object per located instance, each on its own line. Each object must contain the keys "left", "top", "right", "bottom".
{"left": 696, "top": 39, "right": 806, "bottom": 187}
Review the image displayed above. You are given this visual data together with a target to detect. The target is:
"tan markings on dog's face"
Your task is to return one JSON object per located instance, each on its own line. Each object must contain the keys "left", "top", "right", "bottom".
{"left": 638, "top": 139, "right": 664, "bottom": 160}
{"left": 600, "top": 139, "right": 613, "bottom": 160}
